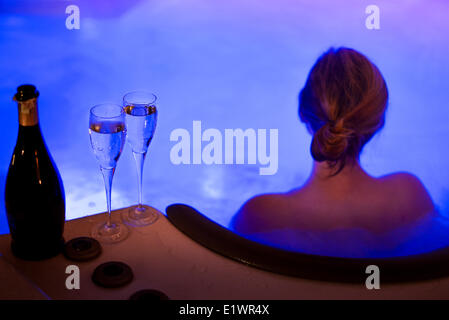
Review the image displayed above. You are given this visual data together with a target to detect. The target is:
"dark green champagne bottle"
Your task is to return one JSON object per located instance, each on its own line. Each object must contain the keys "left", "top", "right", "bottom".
{"left": 5, "top": 85, "right": 65, "bottom": 260}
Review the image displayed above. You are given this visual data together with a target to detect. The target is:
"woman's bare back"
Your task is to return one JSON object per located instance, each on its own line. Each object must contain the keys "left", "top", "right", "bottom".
{"left": 232, "top": 167, "right": 435, "bottom": 236}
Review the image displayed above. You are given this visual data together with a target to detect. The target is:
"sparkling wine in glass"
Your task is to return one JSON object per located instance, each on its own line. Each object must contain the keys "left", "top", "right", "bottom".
{"left": 89, "top": 103, "right": 129, "bottom": 243}
{"left": 122, "top": 91, "right": 159, "bottom": 227}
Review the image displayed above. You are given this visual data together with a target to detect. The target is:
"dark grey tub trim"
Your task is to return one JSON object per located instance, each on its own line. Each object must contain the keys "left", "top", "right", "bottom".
{"left": 165, "top": 203, "right": 449, "bottom": 283}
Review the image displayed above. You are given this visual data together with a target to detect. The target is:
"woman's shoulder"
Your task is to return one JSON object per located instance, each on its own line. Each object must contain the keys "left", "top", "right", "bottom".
{"left": 231, "top": 193, "right": 290, "bottom": 234}
{"left": 376, "top": 171, "right": 435, "bottom": 215}
{"left": 378, "top": 172, "right": 430, "bottom": 195}
{"left": 379, "top": 171, "right": 422, "bottom": 183}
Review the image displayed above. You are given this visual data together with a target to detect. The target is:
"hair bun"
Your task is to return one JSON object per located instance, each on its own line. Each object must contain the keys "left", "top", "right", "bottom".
{"left": 299, "top": 47, "right": 388, "bottom": 174}
{"left": 311, "top": 120, "right": 354, "bottom": 162}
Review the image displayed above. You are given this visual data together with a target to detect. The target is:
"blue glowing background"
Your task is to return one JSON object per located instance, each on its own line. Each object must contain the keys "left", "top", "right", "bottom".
{"left": 1, "top": 0, "right": 448, "bottom": 248}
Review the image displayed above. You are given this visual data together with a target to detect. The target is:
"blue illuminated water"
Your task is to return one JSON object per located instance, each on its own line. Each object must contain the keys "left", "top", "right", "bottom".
{"left": 1, "top": 0, "right": 448, "bottom": 257}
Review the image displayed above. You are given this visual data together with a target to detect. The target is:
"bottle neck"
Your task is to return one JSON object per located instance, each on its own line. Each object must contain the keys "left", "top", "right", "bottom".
{"left": 17, "top": 97, "right": 39, "bottom": 127}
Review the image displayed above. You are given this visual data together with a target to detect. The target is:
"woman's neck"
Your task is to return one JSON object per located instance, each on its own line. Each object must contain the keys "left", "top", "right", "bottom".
{"left": 306, "top": 159, "right": 372, "bottom": 188}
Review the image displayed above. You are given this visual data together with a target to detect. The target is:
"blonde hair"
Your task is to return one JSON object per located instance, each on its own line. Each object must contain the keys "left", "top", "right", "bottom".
{"left": 299, "top": 47, "right": 388, "bottom": 174}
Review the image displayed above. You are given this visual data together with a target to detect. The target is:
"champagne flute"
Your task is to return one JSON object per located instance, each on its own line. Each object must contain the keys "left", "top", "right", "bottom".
{"left": 89, "top": 103, "right": 129, "bottom": 243}
{"left": 121, "top": 91, "right": 159, "bottom": 227}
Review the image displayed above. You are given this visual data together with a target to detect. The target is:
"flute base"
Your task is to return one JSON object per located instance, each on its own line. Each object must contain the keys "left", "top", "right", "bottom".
{"left": 122, "top": 205, "right": 159, "bottom": 227}
{"left": 91, "top": 220, "right": 129, "bottom": 244}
